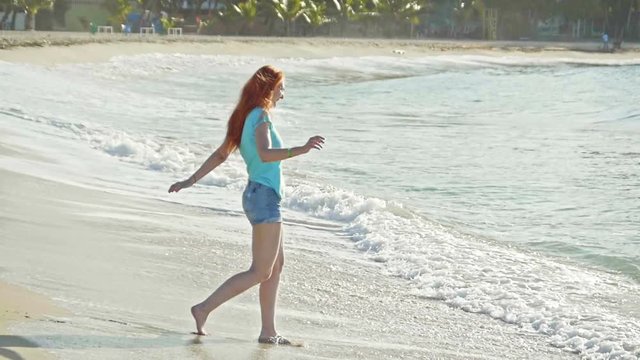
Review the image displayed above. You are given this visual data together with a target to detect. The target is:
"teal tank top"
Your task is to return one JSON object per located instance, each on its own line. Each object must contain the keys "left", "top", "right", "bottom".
{"left": 239, "top": 107, "right": 284, "bottom": 198}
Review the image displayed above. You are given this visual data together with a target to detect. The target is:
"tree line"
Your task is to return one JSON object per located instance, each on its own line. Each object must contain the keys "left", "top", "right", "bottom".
{"left": 2, "top": 0, "right": 639, "bottom": 45}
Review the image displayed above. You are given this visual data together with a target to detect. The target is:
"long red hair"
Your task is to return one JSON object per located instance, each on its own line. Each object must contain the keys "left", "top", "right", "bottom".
{"left": 223, "top": 65, "right": 284, "bottom": 154}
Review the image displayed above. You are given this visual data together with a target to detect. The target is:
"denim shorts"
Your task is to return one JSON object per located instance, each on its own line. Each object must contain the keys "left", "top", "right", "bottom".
{"left": 242, "top": 181, "right": 282, "bottom": 226}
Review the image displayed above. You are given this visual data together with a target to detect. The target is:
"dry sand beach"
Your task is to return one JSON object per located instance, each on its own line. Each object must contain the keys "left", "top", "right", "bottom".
{"left": 0, "top": 281, "right": 63, "bottom": 360}
{"left": 1, "top": 33, "right": 639, "bottom": 359}
{"left": 2, "top": 31, "right": 640, "bottom": 64}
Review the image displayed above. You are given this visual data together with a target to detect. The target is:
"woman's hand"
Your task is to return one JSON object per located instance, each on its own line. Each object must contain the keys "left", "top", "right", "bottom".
{"left": 168, "top": 178, "right": 194, "bottom": 193}
{"left": 303, "top": 136, "right": 325, "bottom": 153}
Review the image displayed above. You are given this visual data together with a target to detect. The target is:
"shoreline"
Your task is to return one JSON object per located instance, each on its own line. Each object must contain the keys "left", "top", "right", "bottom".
{"left": 1, "top": 31, "right": 639, "bottom": 65}
{"left": 3, "top": 31, "right": 640, "bottom": 52}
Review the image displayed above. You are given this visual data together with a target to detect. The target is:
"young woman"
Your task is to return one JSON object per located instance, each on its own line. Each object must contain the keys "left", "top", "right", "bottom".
{"left": 168, "top": 65, "right": 324, "bottom": 344}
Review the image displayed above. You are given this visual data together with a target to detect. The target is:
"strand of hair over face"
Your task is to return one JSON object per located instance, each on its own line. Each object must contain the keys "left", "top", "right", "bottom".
{"left": 224, "top": 65, "right": 284, "bottom": 154}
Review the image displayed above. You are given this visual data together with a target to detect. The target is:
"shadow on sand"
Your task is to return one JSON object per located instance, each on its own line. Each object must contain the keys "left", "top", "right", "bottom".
{"left": 0, "top": 334, "right": 275, "bottom": 360}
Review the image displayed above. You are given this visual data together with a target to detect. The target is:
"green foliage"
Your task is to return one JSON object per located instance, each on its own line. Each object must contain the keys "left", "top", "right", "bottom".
{"left": 271, "top": 0, "right": 306, "bottom": 22}
{"left": 271, "top": 0, "right": 307, "bottom": 35}
{"left": 160, "top": 15, "right": 174, "bottom": 30}
{"left": 331, "top": 0, "right": 366, "bottom": 20}
{"left": 17, "top": 0, "right": 54, "bottom": 16}
{"left": 303, "top": 0, "right": 330, "bottom": 28}
{"left": 232, "top": 0, "right": 258, "bottom": 22}
{"left": 55, "top": 0, "right": 634, "bottom": 40}
{"left": 17, "top": 0, "right": 53, "bottom": 29}
{"left": 330, "top": 0, "right": 371, "bottom": 35}
{"left": 372, "top": 0, "right": 424, "bottom": 20}
{"left": 230, "top": 0, "right": 258, "bottom": 33}
{"left": 369, "top": 0, "right": 426, "bottom": 36}
{"left": 103, "top": 0, "right": 132, "bottom": 25}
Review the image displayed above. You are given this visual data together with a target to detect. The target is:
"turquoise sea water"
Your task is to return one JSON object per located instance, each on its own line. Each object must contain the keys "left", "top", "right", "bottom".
{"left": 1, "top": 53, "right": 639, "bottom": 358}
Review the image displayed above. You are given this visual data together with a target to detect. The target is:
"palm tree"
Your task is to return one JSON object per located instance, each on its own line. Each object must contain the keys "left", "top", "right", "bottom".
{"left": 330, "top": 0, "right": 367, "bottom": 36}
{"left": 303, "top": 0, "right": 329, "bottom": 35}
{"left": 17, "top": 0, "right": 54, "bottom": 30}
{"left": 232, "top": 0, "right": 258, "bottom": 34}
{"left": 271, "top": 0, "right": 307, "bottom": 36}
{"left": 371, "top": 0, "right": 426, "bottom": 37}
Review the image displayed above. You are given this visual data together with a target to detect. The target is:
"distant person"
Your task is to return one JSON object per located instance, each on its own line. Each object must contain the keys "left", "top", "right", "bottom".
{"left": 602, "top": 32, "right": 609, "bottom": 51}
{"left": 195, "top": 15, "right": 202, "bottom": 34}
{"left": 168, "top": 65, "right": 325, "bottom": 344}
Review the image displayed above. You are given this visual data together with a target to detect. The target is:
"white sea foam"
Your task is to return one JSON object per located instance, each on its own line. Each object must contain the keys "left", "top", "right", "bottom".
{"left": 284, "top": 182, "right": 387, "bottom": 222}
{"left": 278, "top": 179, "right": 640, "bottom": 359}
{"left": 65, "top": 54, "right": 269, "bottom": 80}
{"left": 51, "top": 52, "right": 640, "bottom": 88}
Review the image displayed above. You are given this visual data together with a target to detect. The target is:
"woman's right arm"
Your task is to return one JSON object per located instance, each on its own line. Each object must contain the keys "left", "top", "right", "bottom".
{"left": 168, "top": 141, "right": 231, "bottom": 193}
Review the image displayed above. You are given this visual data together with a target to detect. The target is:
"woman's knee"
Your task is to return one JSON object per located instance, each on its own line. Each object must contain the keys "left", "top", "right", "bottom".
{"left": 250, "top": 265, "right": 273, "bottom": 283}
{"left": 271, "top": 257, "right": 284, "bottom": 276}
{"left": 249, "top": 260, "right": 283, "bottom": 283}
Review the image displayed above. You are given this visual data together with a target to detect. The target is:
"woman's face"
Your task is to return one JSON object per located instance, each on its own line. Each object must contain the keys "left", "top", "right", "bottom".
{"left": 271, "top": 81, "right": 285, "bottom": 107}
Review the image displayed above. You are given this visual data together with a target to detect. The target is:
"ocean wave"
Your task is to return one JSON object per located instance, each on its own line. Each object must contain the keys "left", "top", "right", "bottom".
{"left": 280, "top": 178, "right": 640, "bottom": 359}
{"left": 50, "top": 52, "right": 640, "bottom": 89}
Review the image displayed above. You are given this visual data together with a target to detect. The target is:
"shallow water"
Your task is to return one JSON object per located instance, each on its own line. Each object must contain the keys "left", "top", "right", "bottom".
{"left": 1, "top": 53, "right": 639, "bottom": 359}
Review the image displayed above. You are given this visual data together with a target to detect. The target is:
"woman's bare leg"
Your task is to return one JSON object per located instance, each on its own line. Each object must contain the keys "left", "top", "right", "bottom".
{"left": 191, "top": 222, "right": 282, "bottom": 335}
{"left": 259, "top": 228, "right": 284, "bottom": 339}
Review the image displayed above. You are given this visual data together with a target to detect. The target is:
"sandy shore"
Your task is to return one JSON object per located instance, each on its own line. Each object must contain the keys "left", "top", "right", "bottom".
{"left": 0, "top": 131, "right": 579, "bottom": 360}
{"left": 1, "top": 30, "right": 640, "bottom": 65}
{"left": 0, "top": 281, "right": 65, "bottom": 360}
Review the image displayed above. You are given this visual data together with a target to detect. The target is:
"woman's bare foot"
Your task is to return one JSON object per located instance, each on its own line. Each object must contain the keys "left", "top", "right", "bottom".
{"left": 258, "top": 335, "right": 291, "bottom": 345}
{"left": 191, "top": 304, "right": 208, "bottom": 335}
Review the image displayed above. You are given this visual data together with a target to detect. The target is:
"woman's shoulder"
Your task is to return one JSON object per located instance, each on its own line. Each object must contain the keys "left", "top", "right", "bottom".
{"left": 248, "top": 107, "right": 271, "bottom": 124}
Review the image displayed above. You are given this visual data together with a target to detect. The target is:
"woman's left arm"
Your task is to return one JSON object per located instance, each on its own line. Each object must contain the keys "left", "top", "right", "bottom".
{"left": 255, "top": 121, "right": 324, "bottom": 163}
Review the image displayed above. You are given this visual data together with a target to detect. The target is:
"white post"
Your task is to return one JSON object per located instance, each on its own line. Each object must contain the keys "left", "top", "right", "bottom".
{"left": 577, "top": 19, "right": 582, "bottom": 38}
